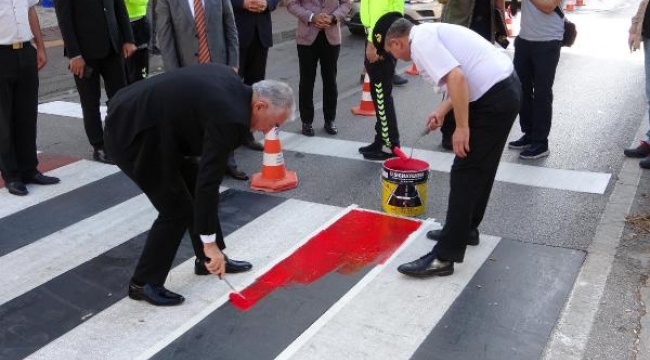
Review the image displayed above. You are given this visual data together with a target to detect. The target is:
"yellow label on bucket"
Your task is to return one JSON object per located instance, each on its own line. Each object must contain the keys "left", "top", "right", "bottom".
{"left": 381, "top": 178, "right": 428, "bottom": 217}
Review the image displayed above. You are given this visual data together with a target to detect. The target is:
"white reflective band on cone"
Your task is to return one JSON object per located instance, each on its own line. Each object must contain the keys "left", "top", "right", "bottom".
{"left": 263, "top": 152, "right": 284, "bottom": 166}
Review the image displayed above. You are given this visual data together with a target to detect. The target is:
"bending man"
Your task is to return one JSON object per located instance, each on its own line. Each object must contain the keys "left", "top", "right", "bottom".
{"left": 104, "top": 64, "right": 295, "bottom": 306}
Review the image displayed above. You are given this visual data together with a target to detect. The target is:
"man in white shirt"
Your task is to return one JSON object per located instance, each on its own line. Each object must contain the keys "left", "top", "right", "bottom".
{"left": 0, "top": 0, "right": 60, "bottom": 196}
{"left": 373, "top": 13, "right": 521, "bottom": 277}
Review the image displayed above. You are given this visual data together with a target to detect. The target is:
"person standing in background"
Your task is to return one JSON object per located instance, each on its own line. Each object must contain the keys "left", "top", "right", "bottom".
{"left": 54, "top": 0, "right": 136, "bottom": 164}
{"left": 0, "top": 0, "right": 60, "bottom": 196}
{"left": 232, "top": 0, "right": 278, "bottom": 151}
{"left": 624, "top": 0, "right": 650, "bottom": 169}
{"left": 287, "top": 0, "right": 350, "bottom": 136}
{"left": 124, "top": 0, "right": 151, "bottom": 84}
{"left": 357, "top": 0, "right": 404, "bottom": 160}
{"left": 507, "top": 0, "right": 563, "bottom": 159}
{"left": 156, "top": 0, "right": 249, "bottom": 180}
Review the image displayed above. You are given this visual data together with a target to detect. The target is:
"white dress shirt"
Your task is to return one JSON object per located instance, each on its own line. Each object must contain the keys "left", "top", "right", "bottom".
{"left": 0, "top": 0, "right": 39, "bottom": 45}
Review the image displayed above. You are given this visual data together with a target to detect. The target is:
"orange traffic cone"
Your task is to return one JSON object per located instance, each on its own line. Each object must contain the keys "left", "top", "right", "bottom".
{"left": 250, "top": 127, "right": 298, "bottom": 192}
{"left": 576, "top": 0, "right": 584, "bottom": 6}
{"left": 405, "top": 63, "right": 419, "bottom": 76}
{"left": 351, "top": 70, "right": 376, "bottom": 116}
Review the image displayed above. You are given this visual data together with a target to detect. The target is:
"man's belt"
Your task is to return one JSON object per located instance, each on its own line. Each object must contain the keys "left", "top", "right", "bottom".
{"left": 0, "top": 42, "right": 30, "bottom": 50}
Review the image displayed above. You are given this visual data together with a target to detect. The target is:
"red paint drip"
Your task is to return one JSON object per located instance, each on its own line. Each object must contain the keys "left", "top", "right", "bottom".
{"left": 383, "top": 157, "right": 429, "bottom": 172}
{"left": 229, "top": 209, "right": 420, "bottom": 311}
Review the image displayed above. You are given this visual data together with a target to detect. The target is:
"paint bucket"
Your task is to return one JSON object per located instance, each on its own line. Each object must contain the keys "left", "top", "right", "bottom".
{"left": 381, "top": 157, "right": 429, "bottom": 217}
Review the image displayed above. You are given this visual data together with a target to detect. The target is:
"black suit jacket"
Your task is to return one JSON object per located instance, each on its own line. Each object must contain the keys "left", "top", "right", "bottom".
{"left": 55, "top": 0, "right": 134, "bottom": 59}
{"left": 231, "top": 0, "right": 278, "bottom": 48}
{"left": 105, "top": 64, "right": 251, "bottom": 235}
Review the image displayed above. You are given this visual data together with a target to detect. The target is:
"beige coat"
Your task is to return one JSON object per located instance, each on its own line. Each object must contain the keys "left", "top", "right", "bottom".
{"left": 630, "top": 0, "right": 649, "bottom": 51}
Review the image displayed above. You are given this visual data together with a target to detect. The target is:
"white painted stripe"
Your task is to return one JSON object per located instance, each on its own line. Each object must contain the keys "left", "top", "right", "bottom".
{"left": 0, "top": 160, "right": 119, "bottom": 219}
{"left": 278, "top": 132, "right": 611, "bottom": 194}
{"left": 34, "top": 101, "right": 611, "bottom": 194}
{"left": 27, "top": 200, "right": 344, "bottom": 360}
{"left": 0, "top": 195, "right": 155, "bottom": 306}
{"left": 38, "top": 100, "right": 107, "bottom": 120}
{"left": 278, "top": 225, "right": 501, "bottom": 360}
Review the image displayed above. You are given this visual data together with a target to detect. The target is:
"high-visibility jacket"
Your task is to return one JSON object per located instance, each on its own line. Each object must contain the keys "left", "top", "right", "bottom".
{"left": 359, "top": 0, "right": 404, "bottom": 43}
{"left": 125, "top": 0, "right": 148, "bottom": 20}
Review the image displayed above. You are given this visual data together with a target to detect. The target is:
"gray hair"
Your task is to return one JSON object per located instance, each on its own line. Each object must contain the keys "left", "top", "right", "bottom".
{"left": 385, "top": 18, "right": 414, "bottom": 43}
{"left": 252, "top": 80, "right": 296, "bottom": 122}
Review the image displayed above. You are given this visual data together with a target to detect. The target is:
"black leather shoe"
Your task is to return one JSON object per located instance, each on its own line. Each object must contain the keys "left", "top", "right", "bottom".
{"left": 426, "top": 229, "right": 479, "bottom": 246}
{"left": 244, "top": 138, "right": 264, "bottom": 152}
{"left": 624, "top": 141, "right": 650, "bottom": 158}
{"left": 194, "top": 256, "right": 253, "bottom": 275}
{"left": 397, "top": 251, "right": 454, "bottom": 278}
{"left": 92, "top": 148, "right": 115, "bottom": 165}
{"left": 23, "top": 173, "right": 60, "bottom": 185}
{"left": 226, "top": 166, "right": 249, "bottom": 181}
{"left": 6, "top": 181, "right": 28, "bottom": 196}
{"left": 324, "top": 121, "right": 338, "bottom": 135}
{"left": 128, "top": 281, "right": 185, "bottom": 306}
{"left": 358, "top": 141, "right": 381, "bottom": 155}
{"left": 393, "top": 74, "right": 409, "bottom": 86}
{"left": 302, "top": 123, "right": 315, "bottom": 137}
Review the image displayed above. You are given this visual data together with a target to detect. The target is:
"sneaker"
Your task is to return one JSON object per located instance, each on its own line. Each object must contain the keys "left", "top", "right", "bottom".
{"left": 393, "top": 74, "right": 408, "bottom": 86}
{"left": 508, "top": 135, "right": 531, "bottom": 150}
{"left": 519, "top": 144, "right": 550, "bottom": 159}
{"left": 362, "top": 145, "right": 394, "bottom": 161}
{"left": 640, "top": 156, "right": 650, "bottom": 169}
{"left": 624, "top": 141, "right": 650, "bottom": 158}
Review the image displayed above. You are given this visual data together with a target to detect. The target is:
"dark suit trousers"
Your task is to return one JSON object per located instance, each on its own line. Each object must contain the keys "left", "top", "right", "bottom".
{"left": 297, "top": 31, "right": 340, "bottom": 125}
{"left": 74, "top": 51, "right": 127, "bottom": 148}
{"left": 0, "top": 45, "right": 39, "bottom": 183}
{"left": 238, "top": 28, "right": 268, "bottom": 86}
{"left": 434, "top": 73, "right": 521, "bottom": 263}
{"left": 105, "top": 127, "right": 226, "bottom": 286}
{"left": 364, "top": 41, "right": 400, "bottom": 148}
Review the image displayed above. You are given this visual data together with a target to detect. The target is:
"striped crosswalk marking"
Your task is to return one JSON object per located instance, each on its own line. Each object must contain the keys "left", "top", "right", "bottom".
{"left": 0, "top": 153, "right": 586, "bottom": 360}
{"left": 36, "top": 101, "right": 611, "bottom": 195}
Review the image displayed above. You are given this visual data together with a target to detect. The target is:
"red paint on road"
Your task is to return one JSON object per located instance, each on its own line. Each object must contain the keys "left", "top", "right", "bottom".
{"left": 230, "top": 209, "right": 421, "bottom": 311}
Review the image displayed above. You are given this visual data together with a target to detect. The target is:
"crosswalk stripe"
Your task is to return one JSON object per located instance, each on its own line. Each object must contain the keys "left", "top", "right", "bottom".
{"left": 37, "top": 100, "right": 611, "bottom": 194}
{"left": 0, "top": 160, "right": 119, "bottom": 220}
{"left": 278, "top": 132, "right": 611, "bottom": 194}
{"left": 278, "top": 231, "right": 502, "bottom": 360}
{"left": 0, "top": 194, "right": 155, "bottom": 306}
{"left": 38, "top": 100, "right": 107, "bottom": 120}
{"left": 27, "top": 200, "right": 343, "bottom": 360}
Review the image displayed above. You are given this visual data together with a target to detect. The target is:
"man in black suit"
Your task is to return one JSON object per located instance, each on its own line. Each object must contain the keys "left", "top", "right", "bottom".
{"left": 55, "top": 0, "right": 136, "bottom": 164}
{"left": 232, "top": 0, "right": 278, "bottom": 151}
{"left": 104, "top": 64, "right": 295, "bottom": 306}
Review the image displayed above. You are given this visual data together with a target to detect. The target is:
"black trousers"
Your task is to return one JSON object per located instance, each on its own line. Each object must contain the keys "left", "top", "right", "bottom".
{"left": 105, "top": 127, "right": 226, "bottom": 286}
{"left": 0, "top": 44, "right": 39, "bottom": 183}
{"left": 364, "top": 41, "right": 400, "bottom": 148}
{"left": 297, "top": 31, "right": 340, "bottom": 125}
{"left": 125, "top": 17, "right": 151, "bottom": 84}
{"left": 513, "top": 37, "right": 561, "bottom": 146}
{"left": 238, "top": 29, "right": 269, "bottom": 86}
{"left": 434, "top": 73, "right": 521, "bottom": 263}
{"left": 74, "top": 50, "right": 127, "bottom": 148}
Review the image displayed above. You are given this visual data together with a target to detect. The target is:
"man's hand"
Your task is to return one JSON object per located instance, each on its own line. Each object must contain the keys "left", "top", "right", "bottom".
{"left": 36, "top": 48, "right": 47, "bottom": 70}
{"left": 629, "top": 32, "right": 639, "bottom": 51}
{"left": 123, "top": 43, "right": 137, "bottom": 58}
{"left": 245, "top": 0, "right": 266, "bottom": 12}
{"left": 69, "top": 56, "right": 86, "bottom": 78}
{"left": 203, "top": 243, "right": 226, "bottom": 278}
{"left": 365, "top": 42, "right": 380, "bottom": 63}
{"left": 452, "top": 126, "right": 470, "bottom": 158}
{"left": 312, "top": 13, "right": 331, "bottom": 28}
{"left": 232, "top": 66, "right": 239, "bottom": 73}
{"left": 426, "top": 109, "right": 445, "bottom": 131}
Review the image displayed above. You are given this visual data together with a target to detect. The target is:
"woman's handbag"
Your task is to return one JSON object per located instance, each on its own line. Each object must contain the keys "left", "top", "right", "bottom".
{"left": 554, "top": 7, "right": 577, "bottom": 47}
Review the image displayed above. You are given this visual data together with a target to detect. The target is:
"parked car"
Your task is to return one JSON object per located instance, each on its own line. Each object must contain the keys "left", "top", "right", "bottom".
{"left": 345, "top": 0, "right": 442, "bottom": 36}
